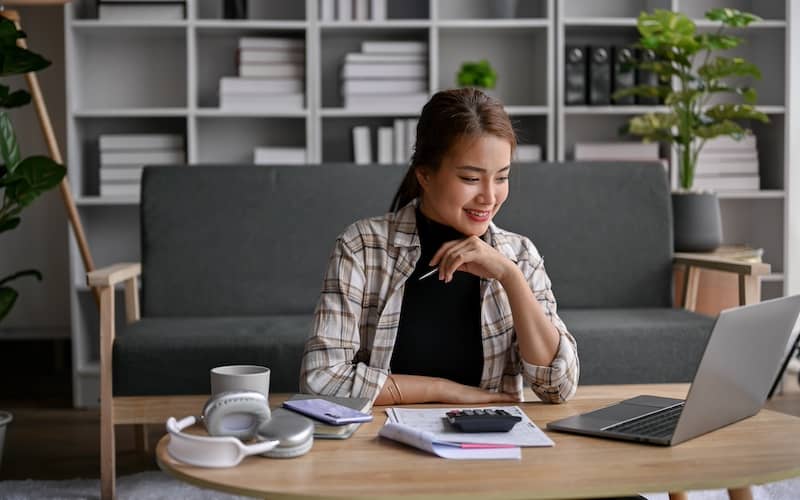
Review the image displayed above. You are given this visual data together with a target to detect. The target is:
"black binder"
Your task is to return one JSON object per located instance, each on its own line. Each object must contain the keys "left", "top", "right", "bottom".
{"left": 612, "top": 46, "right": 636, "bottom": 105}
{"left": 588, "top": 46, "right": 612, "bottom": 105}
{"left": 564, "top": 46, "right": 587, "bottom": 105}
{"left": 636, "top": 49, "right": 660, "bottom": 105}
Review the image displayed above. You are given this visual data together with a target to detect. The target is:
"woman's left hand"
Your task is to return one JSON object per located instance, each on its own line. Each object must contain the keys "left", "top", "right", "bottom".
{"left": 429, "top": 236, "right": 516, "bottom": 283}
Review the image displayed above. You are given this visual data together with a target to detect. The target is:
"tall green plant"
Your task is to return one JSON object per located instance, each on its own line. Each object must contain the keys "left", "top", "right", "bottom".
{"left": 614, "top": 8, "right": 769, "bottom": 190}
{"left": 0, "top": 17, "right": 66, "bottom": 321}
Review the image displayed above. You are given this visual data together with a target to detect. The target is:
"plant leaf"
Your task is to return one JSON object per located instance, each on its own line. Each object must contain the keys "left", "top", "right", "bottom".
{"left": 0, "top": 45, "right": 51, "bottom": 77}
{"left": 0, "top": 217, "right": 20, "bottom": 234}
{"left": 696, "top": 33, "right": 742, "bottom": 51}
{"left": 694, "top": 120, "right": 747, "bottom": 139}
{"left": 0, "top": 89, "right": 31, "bottom": 109}
{"left": 699, "top": 57, "right": 762, "bottom": 80}
{"left": 704, "top": 104, "right": 769, "bottom": 123}
{"left": 0, "top": 269, "right": 43, "bottom": 286}
{"left": 0, "top": 111, "right": 20, "bottom": 172}
{"left": 705, "top": 8, "right": 761, "bottom": 27}
{"left": 0, "top": 18, "right": 22, "bottom": 48}
{"left": 0, "top": 286, "right": 18, "bottom": 322}
{"left": 4, "top": 155, "right": 65, "bottom": 207}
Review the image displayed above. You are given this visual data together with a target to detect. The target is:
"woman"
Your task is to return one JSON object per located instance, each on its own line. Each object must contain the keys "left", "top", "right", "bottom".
{"left": 300, "top": 88, "right": 578, "bottom": 405}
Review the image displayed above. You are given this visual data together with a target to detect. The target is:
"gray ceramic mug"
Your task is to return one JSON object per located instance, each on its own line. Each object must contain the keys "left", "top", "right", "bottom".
{"left": 210, "top": 365, "right": 270, "bottom": 398}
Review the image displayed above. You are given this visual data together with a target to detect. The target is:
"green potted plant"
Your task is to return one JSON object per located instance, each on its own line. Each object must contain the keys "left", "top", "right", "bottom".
{"left": 614, "top": 8, "right": 768, "bottom": 252}
{"left": 0, "top": 16, "right": 66, "bottom": 321}
{"left": 457, "top": 59, "right": 497, "bottom": 90}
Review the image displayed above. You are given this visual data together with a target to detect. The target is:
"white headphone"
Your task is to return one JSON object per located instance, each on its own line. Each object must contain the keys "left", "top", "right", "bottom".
{"left": 166, "top": 391, "right": 314, "bottom": 468}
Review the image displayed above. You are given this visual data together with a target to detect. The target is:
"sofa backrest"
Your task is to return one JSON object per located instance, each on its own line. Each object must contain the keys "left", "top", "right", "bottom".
{"left": 494, "top": 162, "right": 673, "bottom": 308}
{"left": 141, "top": 162, "right": 673, "bottom": 316}
{"left": 141, "top": 164, "right": 406, "bottom": 316}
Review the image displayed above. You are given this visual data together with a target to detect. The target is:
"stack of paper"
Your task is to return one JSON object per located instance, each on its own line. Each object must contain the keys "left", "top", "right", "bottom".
{"left": 341, "top": 41, "right": 428, "bottom": 112}
{"left": 693, "top": 135, "right": 760, "bottom": 192}
{"left": 220, "top": 37, "right": 306, "bottom": 111}
{"left": 98, "top": 134, "right": 184, "bottom": 198}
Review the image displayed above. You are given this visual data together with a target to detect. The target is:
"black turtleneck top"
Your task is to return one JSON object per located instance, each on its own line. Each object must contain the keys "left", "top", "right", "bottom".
{"left": 390, "top": 207, "right": 484, "bottom": 387}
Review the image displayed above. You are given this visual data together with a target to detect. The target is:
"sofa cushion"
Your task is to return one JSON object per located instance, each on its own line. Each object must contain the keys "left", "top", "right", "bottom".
{"left": 560, "top": 308, "right": 714, "bottom": 385}
{"left": 112, "top": 315, "right": 312, "bottom": 396}
{"left": 494, "top": 162, "right": 673, "bottom": 309}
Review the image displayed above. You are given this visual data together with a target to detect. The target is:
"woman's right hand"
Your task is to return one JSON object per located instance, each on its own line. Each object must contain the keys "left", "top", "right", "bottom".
{"left": 433, "top": 378, "right": 520, "bottom": 404}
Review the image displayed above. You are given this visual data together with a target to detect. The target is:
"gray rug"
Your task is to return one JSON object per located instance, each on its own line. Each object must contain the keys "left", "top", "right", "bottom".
{"left": 0, "top": 471, "right": 797, "bottom": 499}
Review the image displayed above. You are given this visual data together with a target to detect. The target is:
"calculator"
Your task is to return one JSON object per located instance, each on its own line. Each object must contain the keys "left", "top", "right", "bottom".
{"left": 445, "top": 409, "right": 522, "bottom": 433}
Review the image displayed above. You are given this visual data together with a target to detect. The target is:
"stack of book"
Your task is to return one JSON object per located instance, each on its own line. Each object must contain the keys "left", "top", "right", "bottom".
{"left": 319, "top": 0, "right": 388, "bottom": 21}
{"left": 574, "top": 142, "right": 661, "bottom": 163}
{"left": 97, "top": 0, "right": 186, "bottom": 20}
{"left": 220, "top": 37, "right": 305, "bottom": 112}
{"left": 253, "top": 147, "right": 307, "bottom": 165}
{"left": 514, "top": 145, "right": 542, "bottom": 163}
{"left": 353, "top": 119, "right": 417, "bottom": 165}
{"left": 98, "top": 134, "right": 185, "bottom": 198}
{"left": 693, "top": 135, "right": 760, "bottom": 192}
{"left": 342, "top": 40, "right": 428, "bottom": 111}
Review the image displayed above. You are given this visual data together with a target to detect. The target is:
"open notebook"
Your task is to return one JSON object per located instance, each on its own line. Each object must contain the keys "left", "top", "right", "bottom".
{"left": 287, "top": 394, "right": 373, "bottom": 439}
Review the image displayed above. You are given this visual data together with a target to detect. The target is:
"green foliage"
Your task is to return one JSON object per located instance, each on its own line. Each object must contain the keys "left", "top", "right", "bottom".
{"left": 614, "top": 8, "right": 769, "bottom": 190}
{"left": 456, "top": 60, "right": 497, "bottom": 89}
{"left": 0, "top": 17, "right": 66, "bottom": 322}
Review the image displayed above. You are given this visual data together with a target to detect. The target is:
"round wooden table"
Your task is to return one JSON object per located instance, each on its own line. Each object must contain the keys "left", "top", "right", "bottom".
{"left": 156, "top": 384, "right": 800, "bottom": 499}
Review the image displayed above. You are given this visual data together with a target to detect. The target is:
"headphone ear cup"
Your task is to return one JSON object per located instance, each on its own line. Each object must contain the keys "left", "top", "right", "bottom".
{"left": 261, "top": 435, "right": 314, "bottom": 459}
{"left": 204, "top": 392, "right": 271, "bottom": 440}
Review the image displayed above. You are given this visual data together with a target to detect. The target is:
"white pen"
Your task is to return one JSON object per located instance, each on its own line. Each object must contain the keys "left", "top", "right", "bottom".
{"left": 418, "top": 267, "right": 439, "bottom": 281}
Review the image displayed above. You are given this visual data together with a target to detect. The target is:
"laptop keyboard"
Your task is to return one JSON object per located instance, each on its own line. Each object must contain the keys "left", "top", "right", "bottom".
{"left": 604, "top": 403, "right": 685, "bottom": 439}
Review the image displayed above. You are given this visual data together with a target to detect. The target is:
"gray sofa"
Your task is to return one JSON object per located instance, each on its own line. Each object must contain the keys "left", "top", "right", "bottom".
{"left": 110, "top": 162, "right": 715, "bottom": 398}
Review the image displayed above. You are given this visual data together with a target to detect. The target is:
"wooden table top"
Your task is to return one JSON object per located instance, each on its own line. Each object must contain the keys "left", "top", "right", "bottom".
{"left": 155, "top": 384, "right": 800, "bottom": 499}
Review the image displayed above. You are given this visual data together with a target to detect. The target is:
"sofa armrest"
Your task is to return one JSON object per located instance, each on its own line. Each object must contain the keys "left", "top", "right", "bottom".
{"left": 87, "top": 262, "right": 142, "bottom": 288}
{"left": 673, "top": 254, "right": 771, "bottom": 311}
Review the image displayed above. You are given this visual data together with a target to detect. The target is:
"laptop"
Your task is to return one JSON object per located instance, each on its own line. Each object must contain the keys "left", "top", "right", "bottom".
{"left": 547, "top": 294, "right": 800, "bottom": 446}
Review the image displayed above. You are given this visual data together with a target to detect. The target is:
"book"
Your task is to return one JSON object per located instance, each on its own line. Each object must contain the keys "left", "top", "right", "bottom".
{"left": 692, "top": 175, "right": 760, "bottom": 191}
{"left": 341, "top": 63, "right": 426, "bottom": 79}
{"left": 343, "top": 93, "right": 428, "bottom": 111}
{"left": 287, "top": 394, "right": 372, "bottom": 439}
{"left": 238, "top": 50, "right": 305, "bottom": 64}
{"left": 574, "top": 142, "right": 659, "bottom": 161}
{"left": 405, "top": 118, "right": 417, "bottom": 160}
{"left": 342, "top": 79, "right": 426, "bottom": 94}
{"left": 564, "top": 46, "right": 587, "bottom": 105}
{"left": 100, "top": 166, "right": 144, "bottom": 182}
{"left": 253, "top": 147, "right": 306, "bottom": 165}
{"left": 588, "top": 46, "right": 612, "bottom": 105}
{"left": 354, "top": 0, "right": 369, "bottom": 20}
{"left": 238, "top": 37, "right": 305, "bottom": 51}
{"left": 696, "top": 151, "right": 758, "bottom": 162}
{"left": 99, "top": 134, "right": 184, "bottom": 151}
{"left": 337, "top": 0, "right": 352, "bottom": 21}
{"left": 636, "top": 48, "right": 660, "bottom": 105}
{"left": 515, "top": 144, "right": 542, "bottom": 162}
{"left": 219, "top": 77, "right": 304, "bottom": 94}
{"left": 319, "top": 0, "right": 335, "bottom": 21}
{"left": 352, "top": 126, "right": 371, "bottom": 164}
{"left": 611, "top": 46, "right": 635, "bottom": 105}
{"left": 219, "top": 92, "right": 304, "bottom": 111}
{"left": 239, "top": 63, "right": 305, "bottom": 78}
{"left": 98, "top": 3, "right": 185, "bottom": 20}
{"left": 393, "top": 119, "right": 406, "bottom": 164}
{"left": 345, "top": 53, "right": 425, "bottom": 64}
{"left": 370, "top": 0, "right": 386, "bottom": 20}
{"left": 100, "top": 150, "right": 185, "bottom": 166}
{"left": 694, "top": 160, "right": 759, "bottom": 175}
{"left": 100, "top": 183, "right": 140, "bottom": 198}
{"left": 361, "top": 41, "right": 427, "bottom": 54}
{"left": 377, "top": 126, "right": 393, "bottom": 165}
{"left": 701, "top": 135, "right": 757, "bottom": 151}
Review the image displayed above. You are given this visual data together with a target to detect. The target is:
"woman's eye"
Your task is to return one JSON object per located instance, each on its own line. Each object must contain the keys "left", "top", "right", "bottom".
{"left": 496, "top": 176, "right": 509, "bottom": 182}
{"left": 460, "top": 177, "right": 480, "bottom": 183}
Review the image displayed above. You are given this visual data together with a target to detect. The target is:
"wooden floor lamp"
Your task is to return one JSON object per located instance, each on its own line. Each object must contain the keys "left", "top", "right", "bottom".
{"left": 1, "top": 0, "right": 98, "bottom": 303}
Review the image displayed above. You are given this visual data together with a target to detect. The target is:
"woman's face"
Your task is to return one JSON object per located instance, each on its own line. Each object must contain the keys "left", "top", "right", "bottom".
{"left": 416, "top": 134, "right": 512, "bottom": 236}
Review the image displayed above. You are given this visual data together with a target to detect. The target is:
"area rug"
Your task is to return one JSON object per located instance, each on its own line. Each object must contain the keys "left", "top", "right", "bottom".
{"left": 0, "top": 471, "right": 797, "bottom": 499}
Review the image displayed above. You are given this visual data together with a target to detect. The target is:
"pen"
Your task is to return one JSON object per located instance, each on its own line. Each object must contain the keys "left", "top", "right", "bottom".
{"left": 418, "top": 267, "right": 439, "bottom": 281}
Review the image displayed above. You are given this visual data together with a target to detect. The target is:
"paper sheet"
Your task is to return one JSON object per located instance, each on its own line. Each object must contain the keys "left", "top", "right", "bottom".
{"left": 385, "top": 405, "right": 554, "bottom": 447}
{"left": 378, "top": 423, "right": 521, "bottom": 460}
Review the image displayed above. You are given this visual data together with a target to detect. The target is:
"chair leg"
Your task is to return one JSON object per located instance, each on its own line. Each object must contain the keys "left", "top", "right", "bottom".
{"left": 728, "top": 486, "right": 753, "bottom": 500}
{"left": 134, "top": 424, "right": 150, "bottom": 454}
{"left": 668, "top": 492, "right": 688, "bottom": 500}
{"left": 99, "top": 286, "right": 116, "bottom": 500}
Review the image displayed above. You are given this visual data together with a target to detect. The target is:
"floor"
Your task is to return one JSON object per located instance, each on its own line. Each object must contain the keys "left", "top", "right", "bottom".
{"left": 1, "top": 340, "right": 799, "bottom": 481}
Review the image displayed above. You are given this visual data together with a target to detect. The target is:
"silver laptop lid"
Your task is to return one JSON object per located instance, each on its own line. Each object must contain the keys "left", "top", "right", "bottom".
{"left": 672, "top": 294, "right": 800, "bottom": 445}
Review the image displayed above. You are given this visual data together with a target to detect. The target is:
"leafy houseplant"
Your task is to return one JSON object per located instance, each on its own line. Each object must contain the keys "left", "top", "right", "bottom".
{"left": 614, "top": 8, "right": 769, "bottom": 251}
{"left": 0, "top": 17, "right": 66, "bottom": 321}
{"left": 457, "top": 60, "right": 497, "bottom": 90}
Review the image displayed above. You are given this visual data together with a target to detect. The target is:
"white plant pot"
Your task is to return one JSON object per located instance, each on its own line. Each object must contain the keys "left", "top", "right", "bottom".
{"left": 0, "top": 411, "right": 11, "bottom": 470}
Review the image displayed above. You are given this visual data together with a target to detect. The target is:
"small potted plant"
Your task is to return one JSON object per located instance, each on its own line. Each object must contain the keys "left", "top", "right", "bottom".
{"left": 457, "top": 59, "right": 497, "bottom": 90}
{"left": 614, "top": 8, "right": 768, "bottom": 252}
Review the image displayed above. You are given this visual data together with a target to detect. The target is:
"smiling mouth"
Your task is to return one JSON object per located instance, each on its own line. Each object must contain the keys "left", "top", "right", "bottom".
{"left": 464, "top": 208, "right": 492, "bottom": 220}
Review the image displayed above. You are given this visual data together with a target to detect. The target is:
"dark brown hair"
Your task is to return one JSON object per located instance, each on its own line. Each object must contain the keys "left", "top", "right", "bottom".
{"left": 390, "top": 88, "right": 517, "bottom": 212}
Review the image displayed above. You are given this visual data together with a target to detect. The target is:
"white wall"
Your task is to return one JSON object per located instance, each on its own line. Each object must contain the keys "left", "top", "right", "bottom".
{"left": 0, "top": 6, "right": 69, "bottom": 332}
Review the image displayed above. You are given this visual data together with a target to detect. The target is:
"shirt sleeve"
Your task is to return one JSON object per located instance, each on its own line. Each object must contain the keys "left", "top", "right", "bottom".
{"left": 299, "top": 233, "right": 388, "bottom": 402}
{"left": 517, "top": 239, "right": 580, "bottom": 403}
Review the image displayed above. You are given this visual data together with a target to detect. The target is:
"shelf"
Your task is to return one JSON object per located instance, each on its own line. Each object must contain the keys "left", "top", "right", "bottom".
{"left": 694, "top": 19, "right": 786, "bottom": 29}
{"left": 0, "top": 327, "right": 71, "bottom": 340}
{"left": 73, "top": 108, "right": 189, "bottom": 118}
{"left": 319, "top": 20, "right": 432, "bottom": 29}
{"left": 505, "top": 106, "right": 550, "bottom": 115}
{"left": 320, "top": 107, "right": 422, "bottom": 117}
{"left": 437, "top": 19, "right": 549, "bottom": 29}
{"left": 195, "top": 108, "right": 309, "bottom": 118}
{"left": 562, "top": 17, "right": 637, "bottom": 27}
{"left": 194, "top": 20, "right": 308, "bottom": 30}
{"left": 564, "top": 106, "right": 668, "bottom": 115}
{"left": 71, "top": 20, "right": 189, "bottom": 29}
{"left": 759, "top": 106, "right": 786, "bottom": 114}
{"left": 76, "top": 196, "right": 140, "bottom": 206}
{"left": 717, "top": 190, "right": 785, "bottom": 200}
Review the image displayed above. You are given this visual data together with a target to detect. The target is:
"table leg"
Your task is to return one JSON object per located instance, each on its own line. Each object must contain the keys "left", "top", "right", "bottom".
{"left": 728, "top": 486, "right": 753, "bottom": 500}
{"left": 668, "top": 493, "right": 688, "bottom": 500}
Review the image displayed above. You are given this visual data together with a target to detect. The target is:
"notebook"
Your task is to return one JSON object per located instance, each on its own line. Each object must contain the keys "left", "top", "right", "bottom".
{"left": 547, "top": 295, "right": 800, "bottom": 446}
{"left": 287, "top": 394, "right": 372, "bottom": 439}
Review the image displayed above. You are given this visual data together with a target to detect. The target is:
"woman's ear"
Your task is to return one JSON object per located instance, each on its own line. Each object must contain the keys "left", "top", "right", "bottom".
{"left": 414, "top": 167, "right": 430, "bottom": 188}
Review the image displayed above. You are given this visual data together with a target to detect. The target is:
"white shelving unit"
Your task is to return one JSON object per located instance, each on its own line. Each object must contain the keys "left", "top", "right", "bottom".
{"left": 63, "top": 0, "right": 794, "bottom": 407}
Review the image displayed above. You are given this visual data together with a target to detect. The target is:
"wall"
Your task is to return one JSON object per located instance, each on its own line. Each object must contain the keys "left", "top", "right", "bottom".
{"left": 0, "top": 6, "right": 69, "bottom": 333}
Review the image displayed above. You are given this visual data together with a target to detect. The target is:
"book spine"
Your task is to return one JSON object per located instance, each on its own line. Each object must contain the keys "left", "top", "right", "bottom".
{"left": 352, "top": 126, "right": 371, "bottom": 165}
{"left": 564, "top": 46, "right": 587, "bottom": 105}
{"left": 393, "top": 119, "right": 406, "bottom": 164}
{"left": 341, "top": 63, "right": 427, "bottom": 79}
{"left": 370, "top": 0, "right": 386, "bottom": 20}
{"left": 361, "top": 41, "right": 427, "bottom": 54}
{"left": 239, "top": 64, "right": 305, "bottom": 78}
{"left": 588, "top": 46, "right": 611, "bottom": 105}
{"left": 636, "top": 49, "right": 660, "bottom": 105}
{"left": 612, "top": 46, "right": 635, "bottom": 105}
{"left": 319, "top": 0, "right": 335, "bottom": 21}
{"left": 238, "top": 37, "right": 305, "bottom": 50}
{"left": 377, "top": 127, "right": 393, "bottom": 165}
{"left": 337, "top": 0, "right": 352, "bottom": 21}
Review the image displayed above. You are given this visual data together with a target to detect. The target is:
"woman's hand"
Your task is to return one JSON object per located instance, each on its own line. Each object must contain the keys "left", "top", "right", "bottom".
{"left": 429, "top": 236, "right": 516, "bottom": 283}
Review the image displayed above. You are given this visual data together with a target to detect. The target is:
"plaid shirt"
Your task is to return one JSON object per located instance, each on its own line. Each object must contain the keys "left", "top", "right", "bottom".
{"left": 300, "top": 200, "right": 579, "bottom": 403}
